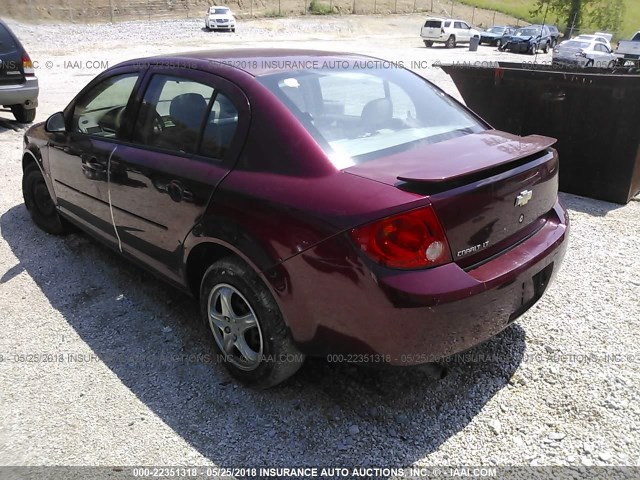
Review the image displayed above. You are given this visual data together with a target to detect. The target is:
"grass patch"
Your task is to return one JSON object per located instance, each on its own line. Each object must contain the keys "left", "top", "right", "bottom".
{"left": 309, "top": 0, "right": 334, "bottom": 15}
{"left": 263, "top": 9, "right": 285, "bottom": 17}
{"left": 457, "top": 0, "right": 640, "bottom": 38}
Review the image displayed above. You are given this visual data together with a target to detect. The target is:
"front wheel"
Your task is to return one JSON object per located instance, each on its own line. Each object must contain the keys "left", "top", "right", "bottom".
{"left": 496, "top": 39, "right": 502, "bottom": 48}
{"left": 529, "top": 43, "right": 537, "bottom": 54}
{"left": 542, "top": 42, "right": 549, "bottom": 54}
{"left": 200, "top": 257, "right": 305, "bottom": 389}
{"left": 22, "top": 165, "right": 69, "bottom": 235}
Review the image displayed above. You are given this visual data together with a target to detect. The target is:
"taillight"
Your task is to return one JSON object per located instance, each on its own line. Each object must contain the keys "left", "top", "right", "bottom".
{"left": 350, "top": 206, "right": 452, "bottom": 269}
{"left": 22, "top": 53, "right": 34, "bottom": 76}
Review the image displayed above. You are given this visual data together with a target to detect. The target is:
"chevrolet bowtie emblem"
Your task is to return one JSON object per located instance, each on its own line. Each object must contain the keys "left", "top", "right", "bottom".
{"left": 515, "top": 190, "right": 533, "bottom": 207}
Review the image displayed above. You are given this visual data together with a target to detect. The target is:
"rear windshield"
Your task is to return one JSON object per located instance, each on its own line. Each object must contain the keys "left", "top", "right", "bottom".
{"left": 563, "top": 40, "right": 590, "bottom": 49}
{"left": 424, "top": 20, "right": 441, "bottom": 28}
{"left": 0, "top": 24, "right": 18, "bottom": 55}
{"left": 257, "top": 67, "right": 484, "bottom": 168}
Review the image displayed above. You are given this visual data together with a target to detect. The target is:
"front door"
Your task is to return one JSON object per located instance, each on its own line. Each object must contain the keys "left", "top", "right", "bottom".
{"left": 47, "top": 70, "right": 142, "bottom": 243}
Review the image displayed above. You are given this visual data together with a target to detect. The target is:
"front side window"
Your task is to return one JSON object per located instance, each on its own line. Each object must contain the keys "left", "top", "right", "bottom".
{"left": 134, "top": 75, "right": 214, "bottom": 155}
{"left": 72, "top": 73, "right": 139, "bottom": 138}
{"left": 258, "top": 68, "right": 484, "bottom": 168}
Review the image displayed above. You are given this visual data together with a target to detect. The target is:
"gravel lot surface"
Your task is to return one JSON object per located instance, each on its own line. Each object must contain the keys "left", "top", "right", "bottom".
{"left": 0, "top": 14, "right": 639, "bottom": 472}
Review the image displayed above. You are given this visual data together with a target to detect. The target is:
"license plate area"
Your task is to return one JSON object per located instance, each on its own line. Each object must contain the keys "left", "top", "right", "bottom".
{"left": 508, "top": 262, "right": 554, "bottom": 323}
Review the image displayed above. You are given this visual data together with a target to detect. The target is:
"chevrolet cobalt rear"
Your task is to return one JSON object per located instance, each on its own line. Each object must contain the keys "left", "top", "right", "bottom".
{"left": 21, "top": 50, "right": 568, "bottom": 388}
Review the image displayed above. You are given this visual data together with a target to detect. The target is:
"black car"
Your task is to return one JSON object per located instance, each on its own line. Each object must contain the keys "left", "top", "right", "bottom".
{"left": 545, "top": 25, "right": 561, "bottom": 47}
{"left": 0, "top": 20, "right": 38, "bottom": 123}
{"left": 500, "top": 25, "right": 552, "bottom": 54}
{"left": 480, "top": 26, "right": 515, "bottom": 47}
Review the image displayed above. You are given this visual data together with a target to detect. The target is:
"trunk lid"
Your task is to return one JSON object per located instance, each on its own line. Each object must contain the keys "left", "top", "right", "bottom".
{"left": 421, "top": 20, "right": 442, "bottom": 39}
{"left": 344, "top": 130, "right": 559, "bottom": 268}
{"left": 0, "top": 24, "right": 24, "bottom": 87}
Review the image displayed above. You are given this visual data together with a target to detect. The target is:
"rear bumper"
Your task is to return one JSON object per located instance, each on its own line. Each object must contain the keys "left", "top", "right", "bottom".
{"left": 277, "top": 200, "right": 569, "bottom": 365}
{"left": 0, "top": 77, "right": 39, "bottom": 108}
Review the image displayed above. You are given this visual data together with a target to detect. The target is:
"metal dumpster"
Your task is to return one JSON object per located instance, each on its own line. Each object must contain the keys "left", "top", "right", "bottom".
{"left": 441, "top": 62, "right": 640, "bottom": 204}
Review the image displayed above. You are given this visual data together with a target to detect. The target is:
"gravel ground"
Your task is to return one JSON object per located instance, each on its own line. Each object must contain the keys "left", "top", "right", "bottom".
{"left": 0, "top": 15, "right": 639, "bottom": 472}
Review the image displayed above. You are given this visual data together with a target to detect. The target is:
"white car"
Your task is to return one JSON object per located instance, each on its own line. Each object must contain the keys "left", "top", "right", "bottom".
{"left": 574, "top": 32, "right": 613, "bottom": 50}
{"left": 552, "top": 39, "right": 617, "bottom": 68}
{"left": 420, "top": 17, "right": 480, "bottom": 48}
{"left": 205, "top": 6, "right": 236, "bottom": 32}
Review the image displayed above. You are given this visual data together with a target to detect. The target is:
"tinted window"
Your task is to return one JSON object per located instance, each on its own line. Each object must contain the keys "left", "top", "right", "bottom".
{"left": 258, "top": 68, "right": 484, "bottom": 168}
{"left": 454, "top": 22, "right": 463, "bottom": 29}
{"left": 0, "top": 24, "right": 18, "bottom": 54}
{"left": 632, "top": 32, "right": 640, "bottom": 42}
{"left": 200, "top": 93, "right": 238, "bottom": 159}
{"left": 487, "top": 27, "right": 505, "bottom": 34}
{"left": 72, "top": 73, "right": 139, "bottom": 138}
{"left": 134, "top": 75, "right": 214, "bottom": 155}
{"left": 213, "top": 8, "right": 230, "bottom": 14}
{"left": 424, "top": 20, "right": 441, "bottom": 28}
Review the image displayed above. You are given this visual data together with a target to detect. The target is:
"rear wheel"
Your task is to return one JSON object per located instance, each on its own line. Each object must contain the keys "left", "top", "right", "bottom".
{"left": 12, "top": 105, "right": 36, "bottom": 123}
{"left": 423, "top": 40, "right": 433, "bottom": 47}
{"left": 529, "top": 43, "right": 537, "bottom": 54}
{"left": 22, "top": 165, "right": 68, "bottom": 235}
{"left": 200, "top": 257, "right": 304, "bottom": 389}
{"left": 445, "top": 35, "right": 456, "bottom": 49}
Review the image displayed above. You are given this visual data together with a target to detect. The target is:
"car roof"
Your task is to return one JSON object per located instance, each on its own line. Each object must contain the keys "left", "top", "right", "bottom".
{"left": 119, "top": 49, "right": 387, "bottom": 77}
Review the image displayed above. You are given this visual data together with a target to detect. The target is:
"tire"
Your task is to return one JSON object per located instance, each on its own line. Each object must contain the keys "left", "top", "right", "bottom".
{"left": 12, "top": 105, "right": 36, "bottom": 123}
{"left": 423, "top": 40, "right": 433, "bottom": 47}
{"left": 200, "top": 257, "right": 305, "bottom": 389}
{"left": 496, "top": 39, "right": 502, "bottom": 48}
{"left": 22, "top": 165, "right": 68, "bottom": 235}
{"left": 529, "top": 43, "right": 537, "bottom": 55}
{"left": 445, "top": 35, "right": 456, "bottom": 49}
{"left": 607, "top": 59, "right": 616, "bottom": 69}
{"left": 542, "top": 41, "right": 549, "bottom": 54}
{"left": 585, "top": 59, "right": 594, "bottom": 68}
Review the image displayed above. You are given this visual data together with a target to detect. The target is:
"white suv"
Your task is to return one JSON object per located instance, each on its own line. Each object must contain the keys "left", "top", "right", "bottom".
{"left": 205, "top": 6, "right": 236, "bottom": 32}
{"left": 421, "top": 18, "right": 480, "bottom": 48}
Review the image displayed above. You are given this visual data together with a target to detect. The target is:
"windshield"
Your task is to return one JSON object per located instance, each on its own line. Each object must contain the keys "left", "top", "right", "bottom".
{"left": 516, "top": 28, "right": 540, "bottom": 37}
{"left": 257, "top": 67, "right": 485, "bottom": 168}
{"left": 487, "top": 27, "right": 505, "bottom": 34}
{"left": 211, "top": 8, "right": 229, "bottom": 14}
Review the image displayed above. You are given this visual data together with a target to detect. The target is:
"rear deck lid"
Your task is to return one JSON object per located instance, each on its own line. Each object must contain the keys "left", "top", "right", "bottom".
{"left": 345, "top": 130, "right": 559, "bottom": 267}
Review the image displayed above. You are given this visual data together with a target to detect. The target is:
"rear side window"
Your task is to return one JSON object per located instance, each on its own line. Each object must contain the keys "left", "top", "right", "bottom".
{"left": 134, "top": 75, "right": 214, "bottom": 155}
{"left": 0, "top": 24, "right": 18, "bottom": 54}
{"left": 633, "top": 32, "right": 640, "bottom": 41}
{"left": 72, "top": 73, "right": 139, "bottom": 138}
{"left": 134, "top": 74, "right": 238, "bottom": 160}
{"left": 424, "top": 20, "right": 441, "bottom": 28}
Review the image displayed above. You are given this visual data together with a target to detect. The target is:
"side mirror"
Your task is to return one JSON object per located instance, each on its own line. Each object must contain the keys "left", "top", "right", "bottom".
{"left": 45, "top": 112, "right": 66, "bottom": 133}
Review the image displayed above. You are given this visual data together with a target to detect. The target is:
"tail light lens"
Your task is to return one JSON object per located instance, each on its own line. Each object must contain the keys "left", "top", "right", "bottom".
{"left": 350, "top": 206, "right": 452, "bottom": 269}
{"left": 22, "top": 53, "right": 35, "bottom": 76}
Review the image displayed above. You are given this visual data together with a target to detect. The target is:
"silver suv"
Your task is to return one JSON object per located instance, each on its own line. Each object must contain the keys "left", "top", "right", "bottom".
{"left": 421, "top": 17, "right": 480, "bottom": 48}
{"left": 0, "top": 20, "right": 38, "bottom": 123}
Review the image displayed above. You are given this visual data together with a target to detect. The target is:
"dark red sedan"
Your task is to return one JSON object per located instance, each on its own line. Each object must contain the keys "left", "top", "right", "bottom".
{"left": 22, "top": 49, "right": 569, "bottom": 388}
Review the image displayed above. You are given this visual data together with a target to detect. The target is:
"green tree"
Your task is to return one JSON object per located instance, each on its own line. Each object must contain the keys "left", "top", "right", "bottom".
{"left": 533, "top": 0, "right": 624, "bottom": 38}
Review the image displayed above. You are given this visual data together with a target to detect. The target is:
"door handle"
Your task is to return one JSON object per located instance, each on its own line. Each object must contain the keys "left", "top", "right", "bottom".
{"left": 167, "top": 180, "right": 185, "bottom": 202}
{"left": 83, "top": 156, "right": 106, "bottom": 172}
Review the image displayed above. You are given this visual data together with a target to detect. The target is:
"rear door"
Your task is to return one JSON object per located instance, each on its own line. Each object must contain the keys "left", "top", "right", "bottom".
{"left": 421, "top": 19, "right": 442, "bottom": 39}
{"left": 107, "top": 68, "right": 250, "bottom": 281}
{"left": 0, "top": 23, "right": 24, "bottom": 87}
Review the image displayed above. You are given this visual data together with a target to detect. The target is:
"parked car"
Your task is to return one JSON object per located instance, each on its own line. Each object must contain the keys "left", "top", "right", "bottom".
{"left": 22, "top": 49, "right": 569, "bottom": 388}
{"left": 615, "top": 31, "right": 640, "bottom": 66}
{"left": 500, "top": 25, "right": 553, "bottom": 54}
{"left": 553, "top": 39, "right": 617, "bottom": 68}
{"left": 421, "top": 17, "right": 480, "bottom": 48}
{"left": 546, "top": 25, "right": 561, "bottom": 47}
{"left": 0, "top": 19, "right": 38, "bottom": 123}
{"left": 204, "top": 6, "right": 236, "bottom": 32}
{"left": 479, "top": 26, "right": 515, "bottom": 47}
{"left": 574, "top": 32, "right": 612, "bottom": 50}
